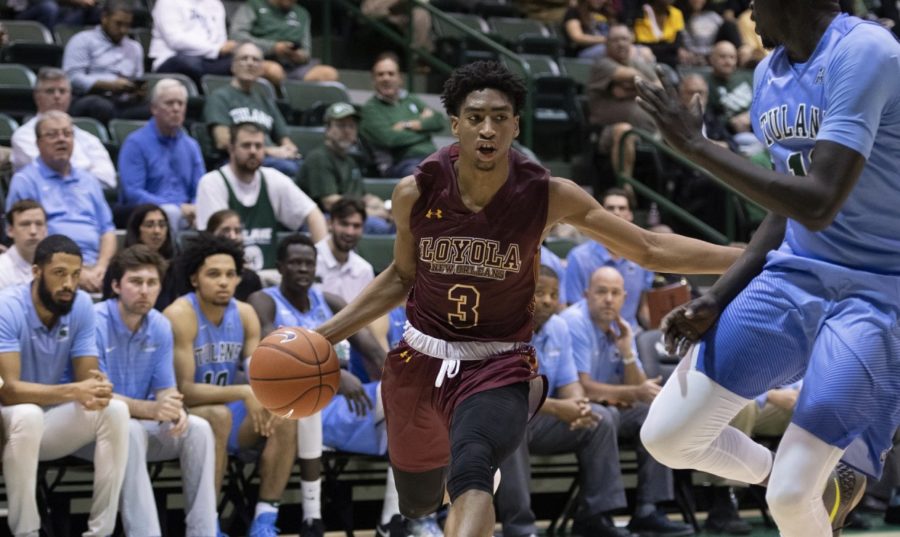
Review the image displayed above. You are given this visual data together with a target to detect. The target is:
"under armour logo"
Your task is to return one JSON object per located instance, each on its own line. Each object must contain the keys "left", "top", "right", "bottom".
{"left": 815, "top": 68, "right": 825, "bottom": 85}
{"left": 400, "top": 350, "right": 413, "bottom": 362}
{"left": 425, "top": 209, "right": 443, "bottom": 219}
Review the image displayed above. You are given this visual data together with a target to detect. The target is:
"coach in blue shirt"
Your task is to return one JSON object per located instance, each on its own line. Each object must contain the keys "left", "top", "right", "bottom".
{"left": 118, "top": 79, "right": 204, "bottom": 230}
{"left": 6, "top": 111, "right": 116, "bottom": 293}
{"left": 560, "top": 266, "right": 693, "bottom": 536}
{"left": 497, "top": 265, "right": 635, "bottom": 537}
{"left": 95, "top": 244, "right": 218, "bottom": 537}
{"left": 0, "top": 235, "right": 129, "bottom": 537}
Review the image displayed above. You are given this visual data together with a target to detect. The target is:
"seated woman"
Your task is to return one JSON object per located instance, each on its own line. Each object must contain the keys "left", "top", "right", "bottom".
{"left": 103, "top": 204, "right": 180, "bottom": 310}
{"left": 633, "top": 0, "right": 688, "bottom": 66}
{"left": 206, "top": 209, "right": 264, "bottom": 301}
{"left": 563, "top": 0, "right": 615, "bottom": 59}
{"left": 680, "top": 0, "right": 742, "bottom": 64}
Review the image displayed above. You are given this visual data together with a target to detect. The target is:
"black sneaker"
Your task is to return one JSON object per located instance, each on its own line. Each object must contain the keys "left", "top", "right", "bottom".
{"left": 572, "top": 514, "right": 635, "bottom": 537}
{"left": 627, "top": 510, "right": 695, "bottom": 536}
{"left": 376, "top": 514, "right": 407, "bottom": 537}
{"left": 704, "top": 487, "right": 752, "bottom": 535}
{"left": 703, "top": 515, "right": 752, "bottom": 535}
{"left": 300, "top": 518, "right": 325, "bottom": 537}
{"left": 822, "top": 462, "right": 867, "bottom": 536}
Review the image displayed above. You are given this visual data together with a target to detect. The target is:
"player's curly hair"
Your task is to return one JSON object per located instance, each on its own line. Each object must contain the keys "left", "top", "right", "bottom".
{"left": 441, "top": 61, "right": 527, "bottom": 117}
{"left": 177, "top": 232, "right": 245, "bottom": 292}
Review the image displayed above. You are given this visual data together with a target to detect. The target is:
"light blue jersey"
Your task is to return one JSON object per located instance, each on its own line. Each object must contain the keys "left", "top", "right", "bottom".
{"left": 560, "top": 300, "right": 641, "bottom": 385}
{"left": 95, "top": 299, "right": 176, "bottom": 401}
{"left": 187, "top": 292, "right": 244, "bottom": 387}
{"left": 387, "top": 306, "right": 408, "bottom": 350}
{"left": 751, "top": 14, "right": 900, "bottom": 273}
{"left": 263, "top": 286, "right": 334, "bottom": 330}
{"left": 0, "top": 284, "right": 97, "bottom": 385}
{"left": 532, "top": 314, "right": 578, "bottom": 398}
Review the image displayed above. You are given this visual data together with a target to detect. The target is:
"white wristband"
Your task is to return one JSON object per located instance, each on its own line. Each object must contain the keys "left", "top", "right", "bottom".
{"left": 621, "top": 355, "right": 637, "bottom": 366}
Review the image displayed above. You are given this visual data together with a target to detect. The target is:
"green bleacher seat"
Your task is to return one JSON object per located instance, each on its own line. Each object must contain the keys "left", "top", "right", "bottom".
{"left": 0, "top": 42, "right": 64, "bottom": 71}
{"left": 503, "top": 54, "right": 562, "bottom": 79}
{"left": 362, "top": 178, "right": 399, "bottom": 201}
{"left": 0, "top": 63, "right": 37, "bottom": 121}
{"left": 559, "top": 57, "right": 594, "bottom": 88}
{"left": 189, "top": 122, "right": 225, "bottom": 170}
{"left": 144, "top": 72, "right": 200, "bottom": 98}
{"left": 283, "top": 80, "right": 350, "bottom": 124}
{"left": 53, "top": 24, "right": 87, "bottom": 47}
{"left": 0, "top": 113, "right": 19, "bottom": 146}
{"left": 72, "top": 116, "right": 109, "bottom": 144}
{"left": 2, "top": 20, "right": 53, "bottom": 43}
{"left": 286, "top": 126, "right": 325, "bottom": 155}
{"left": 0, "top": 63, "right": 36, "bottom": 87}
{"left": 356, "top": 234, "right": 395, "bottom": 274}
{"left": 544, "top": 237, "right": 578, "bottom": 259}
{"left": 108, "top": 119, "right": 148, "bottom": 145}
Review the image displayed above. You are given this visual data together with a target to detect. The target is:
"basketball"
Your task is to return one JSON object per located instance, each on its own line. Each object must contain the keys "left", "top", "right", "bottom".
{"left": 248, "top": 327, "right": 341, "bottom": 419}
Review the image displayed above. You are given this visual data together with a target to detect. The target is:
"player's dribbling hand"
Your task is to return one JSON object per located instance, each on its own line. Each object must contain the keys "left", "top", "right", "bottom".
{"left": 660, "top": 294, "right": 721, "bottom": 357}
{"left": 634, "top": 69, "right": 705, "bottom": 154}
{"left": 338, "top": 369, "right": 373, "bottom": 417}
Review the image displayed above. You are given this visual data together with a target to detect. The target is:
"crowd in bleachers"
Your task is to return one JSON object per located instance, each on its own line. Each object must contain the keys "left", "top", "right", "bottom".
{"left": 0, "top": 0, "right": 900, "bottom": 536}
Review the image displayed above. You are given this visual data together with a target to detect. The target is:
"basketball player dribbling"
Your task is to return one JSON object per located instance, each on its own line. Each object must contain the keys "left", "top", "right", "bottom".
{"left": 633, "top": 1, "right": 900, "bottom": 535}
{"left": 316, "top": 60, "right": 742, "bottom": 536}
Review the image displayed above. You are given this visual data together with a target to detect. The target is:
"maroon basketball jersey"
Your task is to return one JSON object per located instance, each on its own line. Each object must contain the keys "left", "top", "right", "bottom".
{"left": 406, "top": 145, "right": 549, "bottom": 343}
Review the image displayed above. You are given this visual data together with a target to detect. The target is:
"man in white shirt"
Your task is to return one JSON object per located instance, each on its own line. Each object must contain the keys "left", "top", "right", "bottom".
{"left": 0, "top": 200, "right": 47, "bottom": 290}
{"left": 195, "top": 122, "right": 327, "bottom": 271}
{"left": 315, "top": 198, "right": 374, "bottom": 303}
{"left": 149, "top": 0, "right": 235, "bottom": 86}
{"left": 11, "top": 68, "right": 117, "bottom": 190}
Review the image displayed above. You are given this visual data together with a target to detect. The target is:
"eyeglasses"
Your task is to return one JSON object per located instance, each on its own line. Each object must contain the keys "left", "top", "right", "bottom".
{"left": 140, "top": 221, "right": 168, "bottom": 230}
{"left": 38, "top": 129, "right": 74, "bottom": 140}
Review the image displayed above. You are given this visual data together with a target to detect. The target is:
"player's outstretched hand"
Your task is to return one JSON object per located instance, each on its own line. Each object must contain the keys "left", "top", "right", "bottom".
{"left": 660, "top": 294, "right": 721, "bottom": 357}
{"left": 634, "top": 68, "right": 704, "bottom": 154}
{"left": 339, "top": 369, "right": 373, "bottom": 417}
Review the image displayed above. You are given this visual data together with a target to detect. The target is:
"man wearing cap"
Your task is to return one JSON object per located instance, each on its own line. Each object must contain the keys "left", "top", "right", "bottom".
{"left": 299, "top": 102, "right": 393, "bottom": 232}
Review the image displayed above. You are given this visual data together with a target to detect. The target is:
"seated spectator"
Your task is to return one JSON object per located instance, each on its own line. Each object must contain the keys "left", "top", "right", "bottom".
{"left": 196, "top": 122, "right": 326, "bottom": 270}
{"left": 497, "top": 266, "right": 634, "bottom": 537}
{"left": 0, "top": 200, "right": 47, "bottom": 290}
{"left": 706, "top": 41, "right": 753, "bottom": 135}
{"left": 561, "top": 266, "right": 693, "bottom": 536}
{"left": 102, "top": 204, "right": 180, "bottom": 310}
{"left": 680, "top": 0, "right": 742, "bottom": 64}
{"left": 587, "top": 24, "right": 659, "bottom": 179}
{"left": 118, "top": 79, "right": 203, "bottom": 230}
{"left": 0, "top": 235, "right": 129, "bottom": 537}
{"left": 315, "top": 198, "right": 374, "bottom": 303}
{"left": 6, "top": 111, "right": 116, "bottom": 293}
{"left": 63, "top": 0, "right": 150, "bottom": 125}
{"left": 563, "top": 0, "right": 614, "bottom": 59}
{"left": 360, "top": 0, "right": 433, "bottom": 55}
{"left": 150, "top": 0, "right": 276, "bottom": 87}
{"left": 164, "top": 233, "right": 297, "bottom": 537}
{"left": 633, "top": 0, "right": 688, "bottom": 66}
{"left": 564, "top": 188, "right": 653, "bottom": 329}
{"left": 206, "top": 209, "right": 264, "bottom": 301}
{"left": 12, "top": 67, "right": 117, "bottom": 190}
{"left": 94, "top": 244, "right": 219, "bottom": 537}
{"left": 204, "top": 42, "right": 302, "bottom": 178}
{"left": 229, "top": 0, "right": 339, "bottom": 83}
{"left": 6, "top": 0, "right": 100, "bottom": 29}
{"left": 360, "top": 52, "right": 446, "bottom": 178}
{"left": 299, "top": 102, "right": 394, "bottom": 233}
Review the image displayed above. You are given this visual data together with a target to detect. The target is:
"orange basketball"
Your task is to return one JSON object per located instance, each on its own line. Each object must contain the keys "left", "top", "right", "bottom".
{"left": 248, "top": 327, "right": 341, "bottom": 419}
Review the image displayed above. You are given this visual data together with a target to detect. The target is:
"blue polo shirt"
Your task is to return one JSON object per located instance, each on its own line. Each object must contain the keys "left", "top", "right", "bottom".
{"left": 540, "top": 245, "right": 566, "bottom": 304}
{"left": 560, "top": 299, "right": 641, "bottom": 385}
{"left": 95, "top": 298, "right": 176, "bottom": 401}
{"left": 532, "top": 314, "right": 578, "bottom": 398}
{"left": 6, "top": 159, "right": 115, "bottom": 266}
{"left": 118, "top": 118, "right": 205, "bottom": 207}
{"left": 563, "top": 240, "right": 654, "bottom": 328}
{"left": 0, "top": 284, "right": 97, "bottom": 385}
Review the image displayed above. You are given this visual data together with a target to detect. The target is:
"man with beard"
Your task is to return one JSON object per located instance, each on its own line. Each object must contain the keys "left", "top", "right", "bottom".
{"left": 95, "top": 245, "right": 218, "bottom": 537}
{"left": 6, "top": 110, "right": 117, "bottom": 293}
{"left": 248, "top": 233, "right": 382, "bottom": 537}
{"left": 0, "top": 200, "right": 47, "bottom": 290}
{"left": 0, "top": 234, "right": 130, "bottom": 537}
{"left": 314, "top": 198, "right": 374, "bottom": 303}
{"left": 196, "top": 122, "right": 327, "bottom": 271}
{"left": 560, "top": 266, "right": 692, "bottom": 536}
{"left": 636, "top": 1, "right": 900, "bottom": 535}
{"left": 164, "top": 233, "right": 297, "bottom": 537}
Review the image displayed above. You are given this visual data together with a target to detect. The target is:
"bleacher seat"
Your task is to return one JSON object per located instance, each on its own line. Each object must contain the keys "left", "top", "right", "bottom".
{"left": 356, "top": 234, "right": 395, "bottom": 273}
{"left": 2, "top": 19, "right": 53, "bottom": 43}
{"left": 362, "top": 177, "right": 399, "bottom": 201}
{"left": 543, "top": 237, "right": 577, "bottom": 259}
{"left": 189, "top": 122, "right": 225, "bottom": 170}
{"left": 53, "top": 24, "right": 87, "bottom": 47}
{"left": 489, "top": 17, "right": 562, "bottom": 57}
{"left": 283, "top": 80, "right": 351, "bottom": 125}
{"left": 433, "top": 14, "right": 498, "bottom": 66}
{"left": 72, "top": 116, "right": 109, "bottom": 144}
{"left": 286, "top": 125, "right": 326, "bottom": 155}
{"left": 0, "top": 63, "right": 37, "bottom": 121}
{"left": 1, "top": 42, "right": 64, "bottom": 71}
{"left": 0, "top": 112, "right": 19, "bottom": 146}
{"left": 559, "top": 56, "right": 594, "bottom": 89}
{"left": 502, "top": 53, "right": 562, "bottom": 78}
{"left": 108, "top": 118, "right": 148, "bottom": 145}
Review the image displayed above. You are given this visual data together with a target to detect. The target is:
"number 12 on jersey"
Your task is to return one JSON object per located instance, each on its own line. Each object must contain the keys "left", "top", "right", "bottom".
{"left": 448, "top": 284, "right": 481, "bottom": 328}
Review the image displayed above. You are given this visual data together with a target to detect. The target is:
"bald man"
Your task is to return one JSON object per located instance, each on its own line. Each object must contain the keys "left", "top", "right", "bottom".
{"left": 559, "top": 266, "right": 692, "bottom": 536}
{"left": 707, "top": 40, "right": 753, "bottom": 134}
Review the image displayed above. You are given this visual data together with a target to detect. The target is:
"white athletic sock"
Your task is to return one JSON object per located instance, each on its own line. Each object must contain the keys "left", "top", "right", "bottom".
{"left": 254, "top": 500, "right": 279, "bottom": 519}
{"left": 382, "top": 468, "right": 401, "bottom": 525}
{"left": 301, "top": 479, "right": 322, "bottom": 521}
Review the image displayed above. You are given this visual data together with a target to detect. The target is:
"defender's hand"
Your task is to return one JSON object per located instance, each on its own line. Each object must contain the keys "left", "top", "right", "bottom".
{"left": 635, "top": 68, "right": 705, "bottom": 154}
{"left": 660, "top": 294, "right": 721, "bottom": 356}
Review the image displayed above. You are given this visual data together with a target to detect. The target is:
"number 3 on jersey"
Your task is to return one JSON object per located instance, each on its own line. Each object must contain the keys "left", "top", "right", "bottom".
{"left": 448, "top": 284, "right": 481, "bottom": 329}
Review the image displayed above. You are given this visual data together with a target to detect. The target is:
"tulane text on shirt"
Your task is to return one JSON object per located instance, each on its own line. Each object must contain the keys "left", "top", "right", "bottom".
{"left": 194, "top": 342, "right": 243, "bottom": 366}
{"left": 419, "top": 237, "right": 522, "bottom": 281}
{"left": 228, "top": 108, "right": 274, "bottom": 130}
{"left": 757, "top": 103, "right": 821, "bottom": 147}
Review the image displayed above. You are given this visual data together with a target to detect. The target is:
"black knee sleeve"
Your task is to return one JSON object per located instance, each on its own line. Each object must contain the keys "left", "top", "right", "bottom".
{"left": 394, "top": 466, "right": 447, "bottom": 518}
{"left": 447, "top": 383, "right": 530, "bottom": 501}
